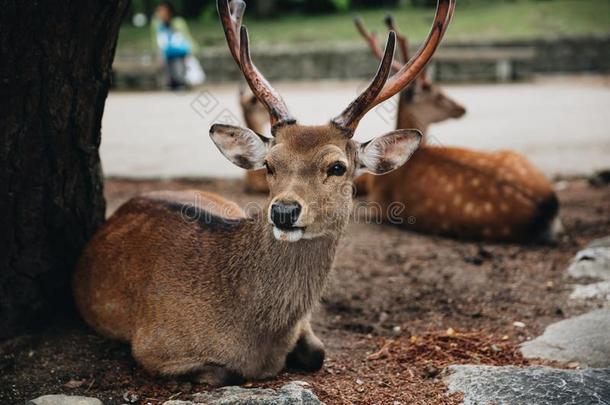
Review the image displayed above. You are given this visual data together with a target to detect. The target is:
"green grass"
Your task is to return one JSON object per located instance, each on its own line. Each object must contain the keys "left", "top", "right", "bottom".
{"left": 117, "top": 0, "right": 610, "bottom": 53}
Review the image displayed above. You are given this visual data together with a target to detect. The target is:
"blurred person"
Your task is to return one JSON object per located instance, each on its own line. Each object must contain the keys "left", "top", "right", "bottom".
{"left": 152, "top": 1, "right": 204, "bottom": 90}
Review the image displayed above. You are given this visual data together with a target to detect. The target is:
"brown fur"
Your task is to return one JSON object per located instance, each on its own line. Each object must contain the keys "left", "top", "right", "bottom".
{"left": 74, "top": 191, "right": 334, "bottom": 381}
{"left": 73, "top": 0, "right": 438, "bottom": 385}
{"left": 73, "top": 124, "right": 377, "bottom": 384}
{"left": 351, "top": 14, "right": 559, "bottom": 242}
{"left": 241, "top": 85, "right": 558, "bottom": 242}
{"left": 362, "top": 81, "right": 559, "bottom": 242}
{"left": 366, "top": 147, "right": 558, "bottom": 241}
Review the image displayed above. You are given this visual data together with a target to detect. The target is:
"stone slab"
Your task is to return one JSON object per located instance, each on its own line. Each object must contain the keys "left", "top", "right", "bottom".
{"left": 445, "top": 365, "right": 610, "bottom": 405}
{"left": 570, "top": 281, "right": 610, "bottom": 302}
{"left": 27, "top": 395, "right": 103, "bottom": 405}
{"left": 567, "top": 247, "right": 610, "bottom": 280}
{"left": 521, "top": 308, "right": 610, "bottom": 367}
{"left": 164, "top": 382, "right": 323, "bottom": 405}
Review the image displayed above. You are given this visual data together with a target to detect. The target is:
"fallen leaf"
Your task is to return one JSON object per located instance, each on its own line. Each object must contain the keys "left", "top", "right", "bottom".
{"left": 64, "top": 379, "right": 86, "bottom": 389}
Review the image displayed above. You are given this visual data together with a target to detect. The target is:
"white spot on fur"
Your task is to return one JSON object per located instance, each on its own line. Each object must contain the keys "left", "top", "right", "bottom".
{"left": 273, "top": 227, "right": 304, "bottom": 243}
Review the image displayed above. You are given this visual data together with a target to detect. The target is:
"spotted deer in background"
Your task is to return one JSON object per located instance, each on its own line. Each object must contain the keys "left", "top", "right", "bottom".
{"left": 73, "top": 0, "right": 455, "bottom": 386}
{"left": 353, "top": 15, "right": 560, "bottom": 242}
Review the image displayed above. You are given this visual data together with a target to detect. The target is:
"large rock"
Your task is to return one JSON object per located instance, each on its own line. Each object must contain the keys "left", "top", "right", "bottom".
{"left": 27, "top": 395, "right": 103, "bottom": 405}
{"left": 570, "top": 281, "right": 610, "bottom": 302}
{"left": 445, "top": 365, "right": 610, "bottom": 405}
{"left": 163, "top": 382, "right": 323, "bottom": 405}
{"left": 521, "top": 308, "right": 610, "bottom": 367}
{"left": 567, "top": 239, "right": 610, "bottom": 280}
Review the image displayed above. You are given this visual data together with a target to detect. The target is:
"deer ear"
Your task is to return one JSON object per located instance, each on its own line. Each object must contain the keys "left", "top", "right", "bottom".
{"left": 357, "top": 129, "right": 422, "bottom": 175}
{"left": 210, "top": 124, "right": 270, "bottom": 170}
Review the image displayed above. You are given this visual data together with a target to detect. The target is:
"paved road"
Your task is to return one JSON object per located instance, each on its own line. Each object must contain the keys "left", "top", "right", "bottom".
{"left": 101, "top": 76, "right": 610, "bottom": 179}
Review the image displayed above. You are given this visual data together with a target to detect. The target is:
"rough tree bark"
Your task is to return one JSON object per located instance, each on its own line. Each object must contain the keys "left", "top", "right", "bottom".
{"left": 0, "top": 0, "right": 128, "bottom": 339}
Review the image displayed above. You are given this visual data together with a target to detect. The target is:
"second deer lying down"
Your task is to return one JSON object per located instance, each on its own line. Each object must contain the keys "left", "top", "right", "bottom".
{"left": 73, "top": 0, "right": 455, "bottom": 386}
{"left": 353, "top": 16, "right": 560, "bottom": 242}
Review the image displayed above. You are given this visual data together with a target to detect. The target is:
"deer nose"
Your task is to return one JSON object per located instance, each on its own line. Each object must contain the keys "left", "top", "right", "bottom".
{"left": 270, "top": 201, "right": 302, "bottom": 230}
{"left": 454, "top": 105, "right": 467, "bottom": 118}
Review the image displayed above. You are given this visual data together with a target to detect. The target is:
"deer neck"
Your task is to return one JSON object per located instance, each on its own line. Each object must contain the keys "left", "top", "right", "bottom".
{"left": 243, "top": 112, "right": 267, "bottom": 135}
{"left": 397, "top": 97, "right": 431, "bottom": 144}
{"left": 232, "top": 214, "right": 340, "bottom": 332}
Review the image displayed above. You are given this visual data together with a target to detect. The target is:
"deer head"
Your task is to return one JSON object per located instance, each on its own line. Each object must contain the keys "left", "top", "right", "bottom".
{"left": 212, "top": 0, "right": 455, "bottom": 242}
{"left": 355, "top": 13, "right": 465, "bottom": 134}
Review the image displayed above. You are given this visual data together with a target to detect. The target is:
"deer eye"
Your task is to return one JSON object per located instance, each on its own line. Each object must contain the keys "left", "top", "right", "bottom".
{"left": 264, "top": 161, "right": 275, "bottom": 175}
{"left": 327, "top": 162, "right": 347, "bottom": 177}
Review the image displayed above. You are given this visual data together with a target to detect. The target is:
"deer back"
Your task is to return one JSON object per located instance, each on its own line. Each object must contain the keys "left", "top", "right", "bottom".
{"left": 367, "top": 147, "right": 558, "bottom": 241}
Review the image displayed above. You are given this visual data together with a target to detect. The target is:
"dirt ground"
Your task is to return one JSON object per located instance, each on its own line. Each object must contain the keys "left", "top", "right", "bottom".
{"left": 1, "top": 177, "right": 609, "bottom": 405}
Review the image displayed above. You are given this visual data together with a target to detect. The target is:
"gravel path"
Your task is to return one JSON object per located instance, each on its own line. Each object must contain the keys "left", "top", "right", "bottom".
{"left": 101, "top": 76, "right": 610, "bottom": 179}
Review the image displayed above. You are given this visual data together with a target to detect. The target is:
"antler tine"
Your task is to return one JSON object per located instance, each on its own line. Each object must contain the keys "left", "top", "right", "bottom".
{"left": 384, "top": 14, "right": 409, "bottom": 64}
{"left": 218, "top": 0, "right": 243, "bottom": 65}
{"left": 371, "top": 0, "right": 454, "bottom": 108}
{"left": 332, "top": 31, "right": 396, "bottom": 133}
{"left": 239, "top": 27, "right": 296, "bottom": 127}
{"left": 385, "top": 13, "right": 433, "bottom": 84}
{"left": 354, "top": 16, "right": 403, "bottom": 73}
{"left": 230, "top": 0, "right": 245, "bottom": 30}
{"left": 442, "top": 0, "right": 456, "bottom": 42}
{"left": 217, "top": 0, "right": 295, "bottom": 129}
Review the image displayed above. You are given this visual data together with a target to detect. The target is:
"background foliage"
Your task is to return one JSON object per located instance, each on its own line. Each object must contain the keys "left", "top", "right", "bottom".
{"left": 120, "top": 0, "right": 610, "bottom": 52}
{"left": 128, "top": 0, "right": 570, "bottom": 18}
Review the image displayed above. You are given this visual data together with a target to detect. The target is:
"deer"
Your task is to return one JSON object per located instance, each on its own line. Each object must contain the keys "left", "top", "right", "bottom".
{"left": 352, "top": 15, "right": 560, "bottom": 242}
{"left": 73, "top": 0, "right": 455, "bottom": 386}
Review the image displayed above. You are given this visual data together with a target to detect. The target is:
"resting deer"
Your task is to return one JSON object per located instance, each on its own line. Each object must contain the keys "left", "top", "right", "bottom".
{"left": 73, "top": 0, "right": 455, "bottom": 385}
{"left": 353, "top": 15, "right": 560, "bottom": 242}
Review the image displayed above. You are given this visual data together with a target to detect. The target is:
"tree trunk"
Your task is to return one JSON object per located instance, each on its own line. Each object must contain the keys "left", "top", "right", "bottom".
{"left": 0, "top": 0, "right": 128, "bottom": 339}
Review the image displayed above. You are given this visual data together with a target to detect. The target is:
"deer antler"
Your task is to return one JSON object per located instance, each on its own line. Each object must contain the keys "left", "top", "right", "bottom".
{"left": 218, "top": 0, "right": 295, "bottom": 129}
{"left": 331, "top": 32, "right": 397, "bottom": 132}
{"left": 383, "top": 15, "right": 409, "bottom": 64}
{"left": 353, "top": 16, "right": 404, "bottom": 73}
{"left": 375, "top": 0, "right": 454, "bottom": 103}
{"left": 336, "top": 0, "right": 455, "bottom": 131}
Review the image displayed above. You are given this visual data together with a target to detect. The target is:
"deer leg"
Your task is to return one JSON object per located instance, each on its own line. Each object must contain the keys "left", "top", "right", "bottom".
{"left": 136, "top": 351, "right": 244, "bottom": 387}
{"left": 285, "top": 318, "right": 325, "bottom": 372}
{"left": 192, "top": 365, "right": 245, "bottom": 387}
{"left": 132, "top": 329, "right": 244, "bottom": 386}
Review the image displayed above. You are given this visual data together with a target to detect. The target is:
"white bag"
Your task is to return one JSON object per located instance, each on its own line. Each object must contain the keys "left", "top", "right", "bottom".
{"left": 185, "top": 55, "right": 206, "bottom": 86}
